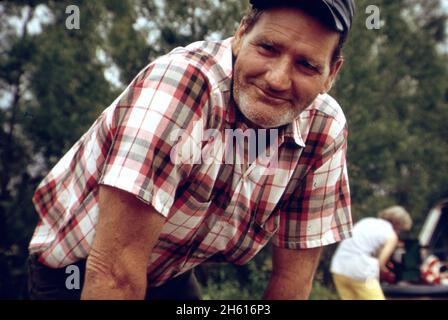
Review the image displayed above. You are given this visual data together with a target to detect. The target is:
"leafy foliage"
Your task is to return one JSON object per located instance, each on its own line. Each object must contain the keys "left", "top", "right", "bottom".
{"left": 0, "top": 0, "right": 446, "bottom": 299}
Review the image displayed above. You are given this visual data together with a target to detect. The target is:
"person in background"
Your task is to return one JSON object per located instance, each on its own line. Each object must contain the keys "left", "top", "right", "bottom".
{"left": 330, "top": 206, "right": 413, "bottom": 300}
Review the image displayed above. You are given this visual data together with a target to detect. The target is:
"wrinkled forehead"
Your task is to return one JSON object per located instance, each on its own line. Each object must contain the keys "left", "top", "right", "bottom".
{"left": 252, "top": 6, "right": 338, "bottom": 36}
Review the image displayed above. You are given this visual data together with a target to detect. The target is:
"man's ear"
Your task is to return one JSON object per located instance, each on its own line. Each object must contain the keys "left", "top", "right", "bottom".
{"left": 232, "top": 19, "right": 248, "bottom": 56}
{"left": 322, "top": 57, "right": 344, "bottom": 94}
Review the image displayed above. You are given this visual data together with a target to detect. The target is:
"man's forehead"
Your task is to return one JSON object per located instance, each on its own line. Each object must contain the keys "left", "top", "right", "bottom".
{"left": 247, "top": 8, "right": 340, "bottom": 52}
{"left": 252, "top": 6, "right": 337, "bottom": 35}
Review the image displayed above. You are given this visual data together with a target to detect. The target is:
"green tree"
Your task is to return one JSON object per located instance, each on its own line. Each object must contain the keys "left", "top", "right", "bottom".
{"left": 1, "top": 0, "right": 446, "bottom": 300}
{"left": 0, "top": 0, "right": 118, "bottom": 298}
{"left": 321, "top": 0, "right": 448, "bottom": 295}
{"left": 0, "top": 0, "right": 42, "bottom": 298}
{"left": 335, "top": 0, "right": 448, "bottom": 224}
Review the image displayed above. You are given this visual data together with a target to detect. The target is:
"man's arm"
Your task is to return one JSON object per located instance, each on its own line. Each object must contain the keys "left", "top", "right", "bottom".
{"left": 263, "top": 246, "right": 322, "bottom": 300}
{"left": 81, "top": 185, "right": 166, "bottom": 300}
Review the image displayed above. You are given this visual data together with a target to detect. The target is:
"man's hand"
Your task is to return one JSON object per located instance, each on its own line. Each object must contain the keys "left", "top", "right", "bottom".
{"left": 263, "top": 246, "right": 322, "bottom": 300}
{"left": 81, "top": 185, "right": 166, "bottom": 299}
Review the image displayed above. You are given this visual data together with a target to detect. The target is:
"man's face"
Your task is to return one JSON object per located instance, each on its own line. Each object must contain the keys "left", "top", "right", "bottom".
{"left": 232, "top": 7, "right": 343, "bottom": 129}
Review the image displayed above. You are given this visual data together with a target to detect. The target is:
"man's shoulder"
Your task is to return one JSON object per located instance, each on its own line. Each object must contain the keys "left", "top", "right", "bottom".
{"left": 311, "top": 93, "right": 347, "bottom": 127}
{"left": 158, "top": 38, "right": 234, "bottom": 89}
{"left": 300, "top": 93, "right": 348, "bottom": 142}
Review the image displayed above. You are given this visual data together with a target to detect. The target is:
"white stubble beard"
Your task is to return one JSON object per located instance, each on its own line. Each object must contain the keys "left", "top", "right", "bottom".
{"left": 234, "top": 83, "right": 298, "bottom": 129}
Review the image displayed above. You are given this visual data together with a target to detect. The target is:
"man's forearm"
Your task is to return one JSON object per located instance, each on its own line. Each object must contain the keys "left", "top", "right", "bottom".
{"left": 81, "top": 254, "right": 147, "bottom": 300}
{"left": 81, "top": 270, "right": 147, "bottom": 300}
{"left": 264, "top": 247, "right": 321, "bottom": 300}
{"left": 80, "top": 186, "right": 166, "bottom": 300}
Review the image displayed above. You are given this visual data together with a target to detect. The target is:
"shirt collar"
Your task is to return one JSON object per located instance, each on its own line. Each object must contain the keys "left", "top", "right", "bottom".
{"left": 283, "top": 119, "right": 306, "bottom": 148}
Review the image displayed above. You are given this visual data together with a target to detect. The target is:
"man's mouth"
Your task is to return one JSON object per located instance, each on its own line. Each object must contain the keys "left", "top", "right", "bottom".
{"left": 253, "top": 85, "right": 289, "bottom": 105}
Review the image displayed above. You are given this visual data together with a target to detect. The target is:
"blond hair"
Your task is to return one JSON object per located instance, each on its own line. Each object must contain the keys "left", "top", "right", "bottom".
{"left": 377, "top": 206, "right": 413, "bottom": 232}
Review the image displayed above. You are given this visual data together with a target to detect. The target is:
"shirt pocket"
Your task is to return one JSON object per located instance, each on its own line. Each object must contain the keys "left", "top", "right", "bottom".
{"left": 150, "top": 189, "right": 216, "bottom": 279}
{"left": 162, "top": 189, "right": 212, "bottom": 240}
{"left": 221, "top": 206, "right": 279, "bottom": 266}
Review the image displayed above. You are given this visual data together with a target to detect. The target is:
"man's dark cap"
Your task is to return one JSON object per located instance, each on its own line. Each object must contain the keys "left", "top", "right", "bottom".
{"left": 249, "top": 0, "right": 355, "bottom": 35}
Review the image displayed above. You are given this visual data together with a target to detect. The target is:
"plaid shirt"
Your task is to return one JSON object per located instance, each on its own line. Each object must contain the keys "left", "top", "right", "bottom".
{"left": 30, "top": 38, "right": 352, "bottom": 287}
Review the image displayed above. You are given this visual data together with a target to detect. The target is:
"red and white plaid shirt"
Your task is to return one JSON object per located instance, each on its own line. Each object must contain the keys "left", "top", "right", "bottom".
{"left": 30, "top": 38, "right": 352, "bottom": 287}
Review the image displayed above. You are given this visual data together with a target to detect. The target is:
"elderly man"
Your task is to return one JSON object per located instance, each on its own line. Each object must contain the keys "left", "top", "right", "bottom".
{"left": 28, "top": 0, "right": 354, "bottom": 300}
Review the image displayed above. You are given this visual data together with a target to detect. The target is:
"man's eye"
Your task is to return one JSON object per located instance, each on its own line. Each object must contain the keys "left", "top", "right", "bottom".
{"left": 298, "top": 60, "right": 318, "bottom": 72}
{"left": 259, "top": 43, "right": 276, "bottom": 53}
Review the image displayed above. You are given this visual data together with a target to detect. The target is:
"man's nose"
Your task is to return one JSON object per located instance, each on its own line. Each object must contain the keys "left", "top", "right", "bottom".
{"left": 265, "top": 57, "right": 292, "bottom": 92}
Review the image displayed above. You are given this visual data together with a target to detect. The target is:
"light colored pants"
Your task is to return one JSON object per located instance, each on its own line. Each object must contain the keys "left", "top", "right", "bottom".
{"left": 332, "top": 273, "right": 385, "bottom": 300}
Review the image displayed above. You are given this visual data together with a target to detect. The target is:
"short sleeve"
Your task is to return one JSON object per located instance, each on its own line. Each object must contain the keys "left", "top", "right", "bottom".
{"left": 273, "top": 123, "right": 352, "bottom": 249}
{"left": 99, "top": 57, "right": 211, "bottom": 217}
